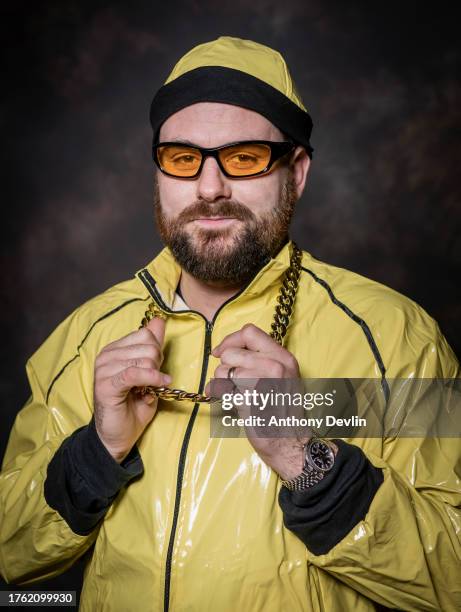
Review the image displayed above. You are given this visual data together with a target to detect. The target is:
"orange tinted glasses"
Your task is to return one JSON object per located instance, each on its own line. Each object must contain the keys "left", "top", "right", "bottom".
{"left": 152, "top": 140, "right": 296, "bottom": 179}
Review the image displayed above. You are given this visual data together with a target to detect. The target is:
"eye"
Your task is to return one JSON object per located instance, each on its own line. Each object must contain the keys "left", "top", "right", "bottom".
{"left": 227, "top": 153, "right": 259, "bottom": 167}
{"left": 172, "top": 154, "right": 200, "bottom": 165}
{"left": 242, "top": 154, "right": 256, "bottom": 162}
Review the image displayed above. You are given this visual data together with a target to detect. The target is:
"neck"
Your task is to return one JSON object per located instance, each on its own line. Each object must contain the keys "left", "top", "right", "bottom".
{"left": 178, "top": 270, "right": 244, "bottom": 321}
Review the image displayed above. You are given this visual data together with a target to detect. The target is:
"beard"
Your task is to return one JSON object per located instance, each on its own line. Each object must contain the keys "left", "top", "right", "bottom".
{"left": 153, "top": 171, "right": 298, "bottom": 285}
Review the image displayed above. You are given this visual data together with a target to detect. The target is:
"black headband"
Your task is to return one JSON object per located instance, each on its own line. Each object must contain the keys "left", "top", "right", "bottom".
{"left": 150, "top": 66, "right": 313, "bottom": 158}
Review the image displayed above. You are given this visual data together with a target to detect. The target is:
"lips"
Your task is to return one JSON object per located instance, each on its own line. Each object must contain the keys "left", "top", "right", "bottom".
{"left": 191, "top": 216, "right": 239, "bottom": 228}
{"left": 194, "top": 216, "right": 235, "bottom": 220}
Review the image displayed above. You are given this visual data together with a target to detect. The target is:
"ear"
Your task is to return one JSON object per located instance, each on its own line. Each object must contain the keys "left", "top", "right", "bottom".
{"left": 290, "top": 146, "right": 311, "bottom": 199}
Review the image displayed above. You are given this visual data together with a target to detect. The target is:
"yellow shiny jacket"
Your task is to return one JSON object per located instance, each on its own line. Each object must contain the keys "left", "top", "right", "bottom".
{"left": 1, "top": 239, "right": 460, "bottom": 611}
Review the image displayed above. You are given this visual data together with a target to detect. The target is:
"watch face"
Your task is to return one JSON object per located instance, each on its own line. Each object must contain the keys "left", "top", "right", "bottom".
{"left": 309, "top": 439, "right": 335, "bottom": 471}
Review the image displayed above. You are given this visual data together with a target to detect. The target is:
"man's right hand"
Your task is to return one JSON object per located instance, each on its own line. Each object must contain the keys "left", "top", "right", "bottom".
{"left": 93, "top": 317, "right": 170, "bottom": 463}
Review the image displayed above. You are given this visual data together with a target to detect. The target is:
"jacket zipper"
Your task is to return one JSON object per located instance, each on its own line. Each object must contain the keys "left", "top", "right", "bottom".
{"left": 137, "top": 267, "right": 256, "bottom": 612}
{"left": 161, "top": 290, "right": 253, "bottom": 612}
{"left": 163, "top": 318, "right": 213, "bottom": 612}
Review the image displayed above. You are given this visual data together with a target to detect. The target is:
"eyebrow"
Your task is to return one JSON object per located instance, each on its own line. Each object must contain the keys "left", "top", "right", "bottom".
{"left": 167, "top": 139, "right": 200, "bottom": 146}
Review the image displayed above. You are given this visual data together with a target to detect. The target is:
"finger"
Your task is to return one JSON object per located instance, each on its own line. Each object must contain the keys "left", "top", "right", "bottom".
{"left": 104, "top": 366, "right": 171, "bottom": 393}
{"left": 103, "top": 326, "right": 162, "bottom": 351}
{"left": 204, "top": 377, "right": 235, "bottom": 398}
{"left": 213, "top": 364, "right": 264, "bottom": 380}
{"left": 211, "top": 365, "right": 259, "bottom": 405}
{"left": 97, "top": 357, "right": 162, "bottom": 378}
{"left": 219, "top": 347, "right": 279, "bottom": 373}
{"left": 97, "top": 343, "right": 163, "bottom": 367}
{"left": 212, "top": 323, "right": 283, "bottom": 357}
{"left": 143, "top": 392, "right": 158, "bottom": 406}
{"left": 218, "top": 347, "right": 252, "bottom": 365}
{"left": 146, "top": 316, "right": 167, "bottom": 347}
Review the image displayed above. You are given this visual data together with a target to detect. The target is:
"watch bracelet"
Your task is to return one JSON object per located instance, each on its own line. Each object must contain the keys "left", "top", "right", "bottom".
{"left": 281, "top": 466, "right": 325, "bottom": 491}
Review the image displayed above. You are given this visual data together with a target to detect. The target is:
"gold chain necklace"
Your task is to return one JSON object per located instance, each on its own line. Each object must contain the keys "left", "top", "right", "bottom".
{"left": 137, "top": 241, "right": 302, "bottom": 403}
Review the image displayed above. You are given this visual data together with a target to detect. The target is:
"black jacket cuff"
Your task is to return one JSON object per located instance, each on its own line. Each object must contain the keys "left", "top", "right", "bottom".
{"left": 278, "top": 440, "right": 383, "bottom": 555}
{"left": 44, "top": 417, "right": 143, "bottom": 535}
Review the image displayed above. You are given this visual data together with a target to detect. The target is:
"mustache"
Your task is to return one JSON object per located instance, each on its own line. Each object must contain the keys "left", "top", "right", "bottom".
{"left": 177, "top": 200, "right": 255, "bottom": 224}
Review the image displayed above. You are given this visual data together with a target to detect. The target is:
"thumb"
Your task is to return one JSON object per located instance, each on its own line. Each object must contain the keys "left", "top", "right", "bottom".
{"left": 146, "top": 315, "right": 167, "bottom": 347}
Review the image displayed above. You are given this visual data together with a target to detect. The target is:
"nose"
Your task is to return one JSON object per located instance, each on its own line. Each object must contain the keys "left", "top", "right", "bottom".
{"left": 196, "top": 156, "right": 232, "bottom": 202}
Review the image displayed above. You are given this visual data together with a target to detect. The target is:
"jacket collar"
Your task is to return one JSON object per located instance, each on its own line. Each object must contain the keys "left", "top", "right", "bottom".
{"left": 136, "top": 238, "right": 296, "bottom": 310}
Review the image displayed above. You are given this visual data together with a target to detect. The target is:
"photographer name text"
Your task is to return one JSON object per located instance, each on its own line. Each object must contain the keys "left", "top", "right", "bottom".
{"left": 221, "top": 415, "right": 367, "bottom": 428}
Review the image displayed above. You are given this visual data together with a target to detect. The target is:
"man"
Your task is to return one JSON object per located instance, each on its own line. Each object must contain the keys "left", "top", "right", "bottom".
{"left": 0, "top": 36, "right": 460, "bottom": 612}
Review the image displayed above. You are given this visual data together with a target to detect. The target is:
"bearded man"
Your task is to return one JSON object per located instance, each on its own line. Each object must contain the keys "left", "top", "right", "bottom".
{"left": 1, "top": 36, "right": 460, "bottom": 612}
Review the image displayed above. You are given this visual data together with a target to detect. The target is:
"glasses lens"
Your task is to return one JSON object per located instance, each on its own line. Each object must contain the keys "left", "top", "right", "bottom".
{"left": 157, "top": 145, "right": 202, "bottom": 177}
{"left": 219, "top": 143, "right": 271, "bottom": 176}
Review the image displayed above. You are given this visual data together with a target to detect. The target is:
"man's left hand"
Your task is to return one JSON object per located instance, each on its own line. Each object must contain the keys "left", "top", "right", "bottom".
{"left": 204, "top": 323, "right": 308, "bottom": 480}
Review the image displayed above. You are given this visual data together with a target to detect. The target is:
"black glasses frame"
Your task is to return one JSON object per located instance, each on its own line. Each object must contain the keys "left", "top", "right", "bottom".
{"left": 152, "top": 140, "right": 296, "bottom": 179}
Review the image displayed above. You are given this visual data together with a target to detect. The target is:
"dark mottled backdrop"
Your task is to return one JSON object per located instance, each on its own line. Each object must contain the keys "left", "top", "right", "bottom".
{"left": 1, "top": 0, "right": 460, "bottom": 598}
